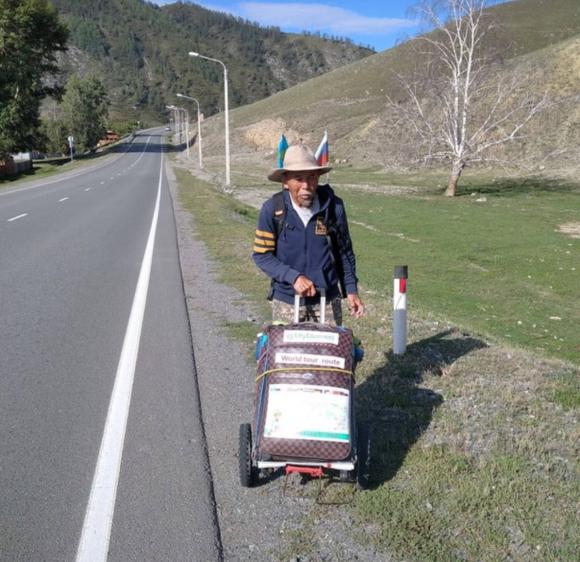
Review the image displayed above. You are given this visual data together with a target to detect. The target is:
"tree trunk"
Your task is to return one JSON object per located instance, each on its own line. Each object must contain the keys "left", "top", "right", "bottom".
{"left": 444, "top": 160, "right": 465, "bottom": 197}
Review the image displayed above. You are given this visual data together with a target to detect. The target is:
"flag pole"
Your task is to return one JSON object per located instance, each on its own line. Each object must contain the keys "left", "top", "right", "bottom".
{"left": 315, "top": 130, "right": 330, "bottom": 185}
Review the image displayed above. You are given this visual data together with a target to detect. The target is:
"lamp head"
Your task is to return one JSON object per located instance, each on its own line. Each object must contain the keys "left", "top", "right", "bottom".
{"left": 188, "top": 51, "right": 199, "bottom": 57}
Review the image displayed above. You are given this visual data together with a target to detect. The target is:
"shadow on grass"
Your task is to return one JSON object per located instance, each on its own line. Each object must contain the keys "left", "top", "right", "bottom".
{"left": 456, "top": 176, "right": 580, "bottom": 197}
{"left": 356, "top": 329, "right": 488, "bottom": 488}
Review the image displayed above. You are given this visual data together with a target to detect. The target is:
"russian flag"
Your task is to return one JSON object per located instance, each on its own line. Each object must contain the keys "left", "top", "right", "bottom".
{"left": 315, "top": 130, "right": 329, "bottom": 166}
{"left": 277, "top": 133, "right": 288, "bottom": 168}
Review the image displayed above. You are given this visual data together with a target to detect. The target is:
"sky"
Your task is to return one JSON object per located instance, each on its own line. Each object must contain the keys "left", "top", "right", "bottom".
{"left": 153, "top": 1, "right": 421, "bottom": 51}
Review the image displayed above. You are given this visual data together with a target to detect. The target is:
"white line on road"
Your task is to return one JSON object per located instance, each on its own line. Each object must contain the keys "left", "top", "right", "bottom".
{"left": 76, "top": 148, "right": 164, "bottom": 562}
{"left": 85, "top": 188, "right": 91, "bottom": 191}
{"left": 7, "top": 213, "right": 28, "bottom": 222}
{"left": 59, "top": 197, "right": 69, "bottom": 202}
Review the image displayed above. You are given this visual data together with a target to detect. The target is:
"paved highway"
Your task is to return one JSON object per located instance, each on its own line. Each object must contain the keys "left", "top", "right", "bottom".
{"left": 0, "top": 133, "right": 222, "bottom": 561}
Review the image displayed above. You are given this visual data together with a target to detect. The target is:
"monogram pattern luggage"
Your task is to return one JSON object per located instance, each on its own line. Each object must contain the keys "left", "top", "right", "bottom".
{"left": 254, "top": 296, "right": 356, "bottom": 462}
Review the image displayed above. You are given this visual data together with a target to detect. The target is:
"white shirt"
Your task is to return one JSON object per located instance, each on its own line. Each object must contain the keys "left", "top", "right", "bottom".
{"left": 290, "top": 194, "right": 320, "bottom": 227}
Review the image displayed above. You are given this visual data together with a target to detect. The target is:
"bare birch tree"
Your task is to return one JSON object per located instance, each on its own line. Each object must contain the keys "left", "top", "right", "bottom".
{"left": 390, "top": 0, "right": 550, "bottom": 196}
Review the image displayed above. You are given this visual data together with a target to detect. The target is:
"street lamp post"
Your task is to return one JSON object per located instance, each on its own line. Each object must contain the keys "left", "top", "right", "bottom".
{"left": 188, "top": 51, "right": 230, "bottom": 185}
{"left": 180, "top": 107, "right": 190, "bottom": 158}
{"left": 186, "top": 109, "right": 191, "bottom": 157}
{"left": 177, "top": 93, "right": 203, "bottom": 168}
{"left": 166, "top": 105, "right": 179, "bottom": 143}
{"left": 178, "top": 108, "right": 184, "bottom": 145}
{"left": 166, "top": 105, "right": 189, "bottom": 157}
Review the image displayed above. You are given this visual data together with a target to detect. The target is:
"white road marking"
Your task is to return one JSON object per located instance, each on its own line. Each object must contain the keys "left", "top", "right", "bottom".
{"left": 59, "top": 197, "right": 69, "bottom": 202}
{"left": 7, "top": 213, "right": 28, "bottom": 222}
{"left": 85, "top": 188, "right": 91, "bottom": 191}
{"left": 76, "top": 148, "right": 164, "bottom": 562}
{"left": 100, "top": 181, "right": 105, "bottom": 185}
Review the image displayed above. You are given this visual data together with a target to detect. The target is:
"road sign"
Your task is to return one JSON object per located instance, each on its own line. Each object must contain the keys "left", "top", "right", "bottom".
{"left": 68, "top": 136, "right": 74, "bottom": 161}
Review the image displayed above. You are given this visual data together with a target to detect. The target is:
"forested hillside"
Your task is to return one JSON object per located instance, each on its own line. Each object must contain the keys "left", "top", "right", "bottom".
{"left": 49, "top": 0, "right": 373, "bottom": 122}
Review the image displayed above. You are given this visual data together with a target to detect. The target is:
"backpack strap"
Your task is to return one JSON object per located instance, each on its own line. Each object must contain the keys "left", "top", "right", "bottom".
{"left": 324, "top": 197, "right": 347, "bottom": 298}
{"left": 267, "top": 190, "right": 286, "bottom": 300}
{"left": 272, "top": 190, "right": 286, "bottom": 239}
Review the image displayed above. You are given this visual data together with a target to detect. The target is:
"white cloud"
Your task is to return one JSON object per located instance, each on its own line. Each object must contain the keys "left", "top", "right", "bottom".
{"left": 238, "top": 2, "right": 415, "bottom": 35}
{"left": 153, "top": 1, "right": 416, "bottom": 43}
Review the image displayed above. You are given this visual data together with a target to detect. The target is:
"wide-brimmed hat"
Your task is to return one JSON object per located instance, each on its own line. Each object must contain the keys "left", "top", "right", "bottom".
{"left": 268, "top": 143, "right": 332, "bottom": 183}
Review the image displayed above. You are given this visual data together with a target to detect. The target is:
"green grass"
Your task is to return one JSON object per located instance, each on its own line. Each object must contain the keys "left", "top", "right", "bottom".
{"left": 549, "top": 372, "right": 580, "bottom": 410}
{"left": 356, "top": 446, "right": 579, "bottom": 562}
{"left": 350, "top": 323, "right": 579, "bottom": 561}
{"left": 338, "top": 181, "right": 580, "bottom": 363}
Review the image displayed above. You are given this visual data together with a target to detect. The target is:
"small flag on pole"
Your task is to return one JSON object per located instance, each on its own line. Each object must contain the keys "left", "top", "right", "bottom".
{"left": 277, "top": 134, "right": 289, "bottom": 168}
{"left": 315, "top": 130, "right": 329, "bottom": 166}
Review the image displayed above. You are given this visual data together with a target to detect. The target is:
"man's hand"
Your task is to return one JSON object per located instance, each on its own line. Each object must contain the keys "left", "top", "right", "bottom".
{"left": 347, "top": 293, "right": 365, "bottom": 318}
{"left": 293, "top": 275, "right": 316, "bottom": 297}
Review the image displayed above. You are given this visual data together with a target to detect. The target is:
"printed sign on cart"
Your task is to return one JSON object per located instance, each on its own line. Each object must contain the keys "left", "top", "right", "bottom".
{"left": 283, "top": 330, "right": 339, "bottom": 345}
{"left": 264, "top": 384, "right": 350, "bottom": 442}
{"left": 275, "top": 352, "right": 345, "bottom": 369}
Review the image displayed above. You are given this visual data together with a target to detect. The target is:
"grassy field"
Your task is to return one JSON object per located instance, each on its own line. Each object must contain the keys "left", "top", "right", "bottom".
{"left": 174, "top": 164, "right": 579, "bottom": 561}
{"left": 338, "top": 175, "right": 580, "bottom": 364}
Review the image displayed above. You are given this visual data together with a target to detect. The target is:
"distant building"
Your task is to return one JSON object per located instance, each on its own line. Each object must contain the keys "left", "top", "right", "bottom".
{"left": 0, "top": 153, "right": 32, "bottom": 177}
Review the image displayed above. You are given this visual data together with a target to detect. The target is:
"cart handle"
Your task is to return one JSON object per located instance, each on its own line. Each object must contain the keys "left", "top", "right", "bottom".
{"left": 294, "top": 287, "right": 327, "bottom": 324}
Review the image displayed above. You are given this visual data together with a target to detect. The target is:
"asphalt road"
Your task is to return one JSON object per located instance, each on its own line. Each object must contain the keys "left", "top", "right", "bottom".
{"left": 0, "top": 133, "right": 221, "bottom": 562}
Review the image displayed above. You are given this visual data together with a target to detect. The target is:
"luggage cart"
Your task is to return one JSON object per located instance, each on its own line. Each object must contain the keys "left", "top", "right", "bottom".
{"left": 239, "top": 289, "right": 370, "bottom": 491}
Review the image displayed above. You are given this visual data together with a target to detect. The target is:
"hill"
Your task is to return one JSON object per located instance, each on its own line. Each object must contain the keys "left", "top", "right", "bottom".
{"left": 197, "top": 0, "right": 579, "bottom": 177}
{"left": 48, "top": 0, "right": 373, "bottom": 123}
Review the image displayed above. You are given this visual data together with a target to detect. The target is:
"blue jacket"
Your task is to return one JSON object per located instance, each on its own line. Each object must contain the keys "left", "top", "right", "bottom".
{"left": 252, "top": 185, "right": 358, "bottom": 305}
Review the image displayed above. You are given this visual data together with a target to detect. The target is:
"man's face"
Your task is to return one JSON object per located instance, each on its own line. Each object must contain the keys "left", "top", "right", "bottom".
{"left": 284, "top": 170, "right": 320, "bottom": 208}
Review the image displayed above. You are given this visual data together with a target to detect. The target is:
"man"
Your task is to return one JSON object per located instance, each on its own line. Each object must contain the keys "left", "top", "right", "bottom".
{"left": 252, "top": 141, "right": 364, "bottom": 325}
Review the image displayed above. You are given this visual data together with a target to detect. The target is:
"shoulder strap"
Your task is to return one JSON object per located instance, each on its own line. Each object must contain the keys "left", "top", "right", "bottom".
{"left": 324, "top": 191, "right": 342, "bottom": 247}
{"left": 266, "top": 190, "right": 286, "bottom": 301}
{"left": 272, "top": 190, "right": 286, "bottom": 239}
{"left": 323, "top": 192, "right": 347, "bottom": 298}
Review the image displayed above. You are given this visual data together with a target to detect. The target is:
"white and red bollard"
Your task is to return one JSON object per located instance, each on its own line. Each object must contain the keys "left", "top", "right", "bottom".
{"left": 393, "top": 265, "right": 408, "bottom": 355}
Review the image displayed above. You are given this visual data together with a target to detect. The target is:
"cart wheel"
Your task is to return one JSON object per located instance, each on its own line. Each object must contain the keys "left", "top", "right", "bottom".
{"left": 356, "top": 424, "right": 371, "bottom": 490}
{"left": 239, "top": 423, "right": 257, "bottom": 488}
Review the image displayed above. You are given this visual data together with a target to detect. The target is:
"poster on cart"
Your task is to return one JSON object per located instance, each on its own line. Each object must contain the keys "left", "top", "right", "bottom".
{"left": 264, "top": 384, "right": 350, "bottom": 442}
